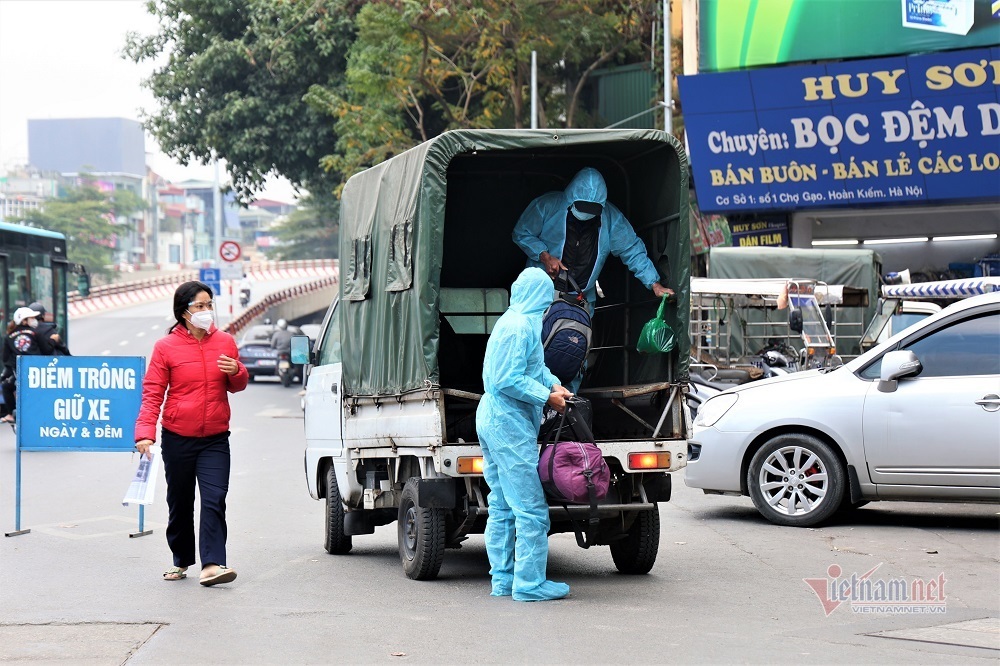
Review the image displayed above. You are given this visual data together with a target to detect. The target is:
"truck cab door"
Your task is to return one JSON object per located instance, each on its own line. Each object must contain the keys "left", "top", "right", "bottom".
{"left": 303, "top": 300, "right": 344, "bottom": 499}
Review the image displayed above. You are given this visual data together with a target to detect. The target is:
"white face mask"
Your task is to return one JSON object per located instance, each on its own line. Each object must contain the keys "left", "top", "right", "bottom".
{"left": 26, "top": 319, "right": 38, "bottom": 329}
{"left": 570, "top": 204, "right": 596, "bottom": 221}
{"left": 188, "top": 310, "right": 214, "bottom": 331}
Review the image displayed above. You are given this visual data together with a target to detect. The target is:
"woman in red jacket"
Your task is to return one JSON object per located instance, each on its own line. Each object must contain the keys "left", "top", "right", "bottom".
{"left": 135, "top": 281, "right": 249, "bottom": 586}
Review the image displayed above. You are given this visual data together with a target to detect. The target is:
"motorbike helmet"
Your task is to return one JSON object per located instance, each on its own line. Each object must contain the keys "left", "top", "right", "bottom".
{"left": 276, "top": 319, "right": 288, "bottom": 330}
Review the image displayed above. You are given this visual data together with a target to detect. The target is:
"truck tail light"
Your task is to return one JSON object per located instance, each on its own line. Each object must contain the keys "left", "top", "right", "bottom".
{"left": 457, "top": 456, "right": 484, "bottom": 474}
{"left": 628, "top": 452, "right": 671, "bottom": 470}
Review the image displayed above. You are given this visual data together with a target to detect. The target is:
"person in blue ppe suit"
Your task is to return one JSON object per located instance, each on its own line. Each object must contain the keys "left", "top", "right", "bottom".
{"left": 476, "top": 267, "right": 574, "bottom": 602}
{"left": 512, "top": 167, "right": 674, "bottom": 392}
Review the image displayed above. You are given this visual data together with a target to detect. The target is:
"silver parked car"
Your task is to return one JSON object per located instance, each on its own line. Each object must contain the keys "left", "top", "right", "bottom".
{"left": 685, "top": 291, "right": 1000, "bottom": 527}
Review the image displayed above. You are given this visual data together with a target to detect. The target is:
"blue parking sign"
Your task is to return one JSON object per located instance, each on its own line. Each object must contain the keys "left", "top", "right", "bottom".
{"left": 16, "top": 356, "right": 145, "bottom": 452}
{"left": 199, "top": 267, "right": 221, "bottom": 298}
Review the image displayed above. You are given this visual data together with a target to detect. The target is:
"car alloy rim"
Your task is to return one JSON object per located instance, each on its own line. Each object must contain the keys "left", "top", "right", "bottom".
{"left": 757, "top": 445, "right": 828, "bottom": 516}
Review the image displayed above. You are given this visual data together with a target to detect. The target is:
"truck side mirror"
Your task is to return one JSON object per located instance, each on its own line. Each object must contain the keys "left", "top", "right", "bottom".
{"left": 290, "top": 335, "right": 312, "bottom": 365}
{"left": 789, "top": 309, "right": 803, "bottom": 334}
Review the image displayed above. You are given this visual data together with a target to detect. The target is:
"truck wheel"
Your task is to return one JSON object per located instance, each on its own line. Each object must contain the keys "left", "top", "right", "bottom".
{"left": 398, "top": 478, "right": 445, "bottom": 581}
{"left": 610, "top": 508, "right": 660, "bottom": 575}
{"left": 324, "top": 466, "right": 352, "bottom": 554}
{"left": 747, "top": 434, "right": 845, "bottom": 527}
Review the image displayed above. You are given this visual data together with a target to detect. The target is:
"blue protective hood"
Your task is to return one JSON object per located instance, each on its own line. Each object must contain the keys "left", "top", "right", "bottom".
{"left": 564, "top": 167, "right": 608, "bottom": 207}
{"left": 509, "top": 267, "right": 554, "bottom": 316}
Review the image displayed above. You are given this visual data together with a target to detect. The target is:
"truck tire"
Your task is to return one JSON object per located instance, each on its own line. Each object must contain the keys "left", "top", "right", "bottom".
{"left": 398, "top": 477, "right": 445, "bottom": 581}
{"left": 610, "top": 508, "right": 660, "bottom": 575}
{"left": 324, "top": 466, "right": 352, "bottom": 554}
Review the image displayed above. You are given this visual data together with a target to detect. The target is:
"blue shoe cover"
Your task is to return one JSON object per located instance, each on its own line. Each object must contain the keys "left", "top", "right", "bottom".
{"left": 491, "top": 584, "right": 512, "bottom": 597}
{"left": 513, "top": 580, "right": 570, "bottom": 602}
{"left": 491, "top": 573, "right": 513, "bottom": 596}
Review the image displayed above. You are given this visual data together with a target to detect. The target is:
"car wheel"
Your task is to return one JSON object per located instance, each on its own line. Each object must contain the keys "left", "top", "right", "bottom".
{"left": 324, "top": 466, "right": 352, "bottom": 554}
{"left": 398, "top": 477, "right": 445, "bottom": 581}
{"left": 610, "top": 508, "right": 660, "bottom": 575}
{"left": 747, "top": 434, "right": 845, "bottom": 527}
{"left": 247, "top": 374, "right": 255, "bottom": 383}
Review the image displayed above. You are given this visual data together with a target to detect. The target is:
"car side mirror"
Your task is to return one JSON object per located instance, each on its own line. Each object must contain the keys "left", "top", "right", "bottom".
{"left": 789, "top": 309, "right": 803, "bottom": 334}
{"left": 878, "top": 350, "right": 922, "bottom": 393}
{"left": 290, "top": 335, "right": 311, "bottom": 365}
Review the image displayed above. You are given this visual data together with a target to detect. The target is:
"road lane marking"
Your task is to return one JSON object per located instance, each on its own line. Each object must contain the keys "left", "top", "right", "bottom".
{"left": 118, "top": 340, "right": 129, "bottom": 346}
{"left": 136, "top": 332, "right": 145, "bottom": 338}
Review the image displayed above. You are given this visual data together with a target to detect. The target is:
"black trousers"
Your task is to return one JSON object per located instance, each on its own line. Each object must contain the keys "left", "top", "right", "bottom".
{"left": 1, "top": 378, "right": 15, "bottom": 418}
{"left": 161, "top": 428, "right": 231, "bottom": 568}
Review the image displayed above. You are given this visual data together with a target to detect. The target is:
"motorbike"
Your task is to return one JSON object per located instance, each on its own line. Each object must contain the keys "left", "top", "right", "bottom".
{"left": 277, "top": 351, "right": 295, "bottom": 387}
{"left": 755, "top": 339, "right": 800, "bottom": 378}
{"left": 239, "top": 288, "right": 251, "bottom": 308}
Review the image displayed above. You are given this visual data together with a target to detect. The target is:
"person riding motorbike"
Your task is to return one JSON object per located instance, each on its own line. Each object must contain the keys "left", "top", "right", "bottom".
{"left": 239, "top": 275, "right": 252, "bottom": 308}
{"left": 270, "top": 319, "right": 297, "bottom": 386}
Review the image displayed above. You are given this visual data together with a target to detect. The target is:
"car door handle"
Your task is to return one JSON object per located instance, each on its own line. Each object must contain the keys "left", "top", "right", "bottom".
{"left": 331, "top": 382, "right": 338, "bottom": 394}
{"left": 975, "top": 394, "right": 1000, "bottom": 412}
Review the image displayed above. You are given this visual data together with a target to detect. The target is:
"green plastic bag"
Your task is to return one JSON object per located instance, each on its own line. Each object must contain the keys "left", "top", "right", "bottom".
{"left": 637, "top": 296, "right": 675, "bottom": 355}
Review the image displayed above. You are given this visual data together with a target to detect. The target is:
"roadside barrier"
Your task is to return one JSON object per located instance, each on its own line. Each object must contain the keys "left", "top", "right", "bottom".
{"left": 69, "top": 260, "right": 338, "bottom": 319}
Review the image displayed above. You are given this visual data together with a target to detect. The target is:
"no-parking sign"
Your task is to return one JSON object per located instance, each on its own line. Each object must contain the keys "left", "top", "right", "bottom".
{"left": 219, "top": 240, "right": 242, "bottom": 263}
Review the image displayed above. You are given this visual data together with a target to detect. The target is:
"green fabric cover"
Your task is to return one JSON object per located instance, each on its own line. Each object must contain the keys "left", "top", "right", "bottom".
{"left": 339, "top": 129, "right": 691, "bottom": 397}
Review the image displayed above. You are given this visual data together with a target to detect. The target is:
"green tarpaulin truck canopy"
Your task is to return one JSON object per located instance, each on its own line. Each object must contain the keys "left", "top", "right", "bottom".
{"left": 338, "top": 129, "right": 691, "bottom": 397}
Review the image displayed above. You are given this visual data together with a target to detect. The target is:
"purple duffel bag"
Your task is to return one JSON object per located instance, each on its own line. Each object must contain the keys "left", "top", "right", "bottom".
{"left": 538, "top": 440, "right": 610, "bottom": 504}
{"left": 537, "top": 400, "right": 610, "bottom": 506}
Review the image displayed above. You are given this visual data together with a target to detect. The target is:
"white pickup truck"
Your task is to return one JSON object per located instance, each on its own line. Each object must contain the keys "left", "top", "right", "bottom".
{"left": 292, "top": 129, "right": 693, "bottom": 581}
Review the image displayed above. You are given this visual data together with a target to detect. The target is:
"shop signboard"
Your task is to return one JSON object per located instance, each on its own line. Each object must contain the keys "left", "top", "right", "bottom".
{"left": 698, "top": 0, "right": 1000, "bottom": 73}
{"left": 729, "top": 219, "right": 789, "bottom": 248}
{"left": 679, "top": 47, "right": 1000, "bottom": 213}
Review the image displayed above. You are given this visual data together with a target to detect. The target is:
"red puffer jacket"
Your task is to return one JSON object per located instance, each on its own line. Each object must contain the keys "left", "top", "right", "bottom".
{"left": 134, "top": 325, "right": 249, "bottom": 442}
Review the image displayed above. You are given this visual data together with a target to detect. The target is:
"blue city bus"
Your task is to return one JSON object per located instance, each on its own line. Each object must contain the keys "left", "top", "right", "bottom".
{"left": 0, "top": 221, "right": 72, "bottom": 348}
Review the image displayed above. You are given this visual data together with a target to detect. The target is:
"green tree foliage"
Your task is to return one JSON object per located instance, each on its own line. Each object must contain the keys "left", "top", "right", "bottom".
{"left": 12, "top": 182, "right": 145, "bottom": 278}
{"left": 310, "top": 0, "right": 659, "bottom": 185}
{"left": 124, "top": 0, "right": 361, "bottom": 200}
{"left": 265, "top": 194, "right": 339, "bottom": 260}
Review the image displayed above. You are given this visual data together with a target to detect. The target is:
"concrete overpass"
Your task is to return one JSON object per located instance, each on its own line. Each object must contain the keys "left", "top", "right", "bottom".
{"left": 69, "top": 259, "right": 339, "bottom": 335}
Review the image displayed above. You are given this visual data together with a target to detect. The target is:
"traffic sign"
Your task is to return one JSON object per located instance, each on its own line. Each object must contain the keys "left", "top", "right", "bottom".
{"left": 219, "top": 240, "right": 242, "bottom": 263}
{"left": 220, "top": 263, "right": 243, "bottom": 280}
{"left": 199, "top": 268, "right": 221, "bottom": 298}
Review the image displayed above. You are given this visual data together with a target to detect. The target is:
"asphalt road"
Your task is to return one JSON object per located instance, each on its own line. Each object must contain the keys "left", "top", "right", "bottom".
{"left": 1, "top": 296, "right": 997, "bottom": 664}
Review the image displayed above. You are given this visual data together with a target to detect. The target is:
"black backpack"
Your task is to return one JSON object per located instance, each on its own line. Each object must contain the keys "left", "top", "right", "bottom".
{"left": 540, "top": 273, "right": 592, "bottom": 384}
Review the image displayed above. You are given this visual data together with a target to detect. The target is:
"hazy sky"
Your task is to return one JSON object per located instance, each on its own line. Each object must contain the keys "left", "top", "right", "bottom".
{"left": 0, "top": 0, "right": 297, "bottom": 202}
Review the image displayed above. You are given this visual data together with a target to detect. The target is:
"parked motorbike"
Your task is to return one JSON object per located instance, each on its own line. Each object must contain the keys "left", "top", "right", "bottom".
{"left": 755, "top": 339, "right": 800, "bottom": 378}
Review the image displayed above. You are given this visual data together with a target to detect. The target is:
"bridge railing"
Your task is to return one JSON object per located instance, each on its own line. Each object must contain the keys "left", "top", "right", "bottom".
{"left": 68, "top": 259, "right": 338, "bottom": 301}
{"left": 68, "top": 259, "right": 339, "bottom": 319}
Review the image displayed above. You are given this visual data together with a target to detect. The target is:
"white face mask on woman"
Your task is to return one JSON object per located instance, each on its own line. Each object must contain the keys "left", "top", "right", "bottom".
{"left": 26, "top": 319, "right": 38, "bottom": 329}
{"left": 187, "top": 310, "right": 214, "bottom": 331}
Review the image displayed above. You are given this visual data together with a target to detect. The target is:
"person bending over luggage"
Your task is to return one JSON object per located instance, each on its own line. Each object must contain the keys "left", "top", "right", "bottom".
{"left": 512, "top": 167, "right": 673, "bottom": 391}
{"left": 476, "top": 267, "right": 573, "bottom": 602}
